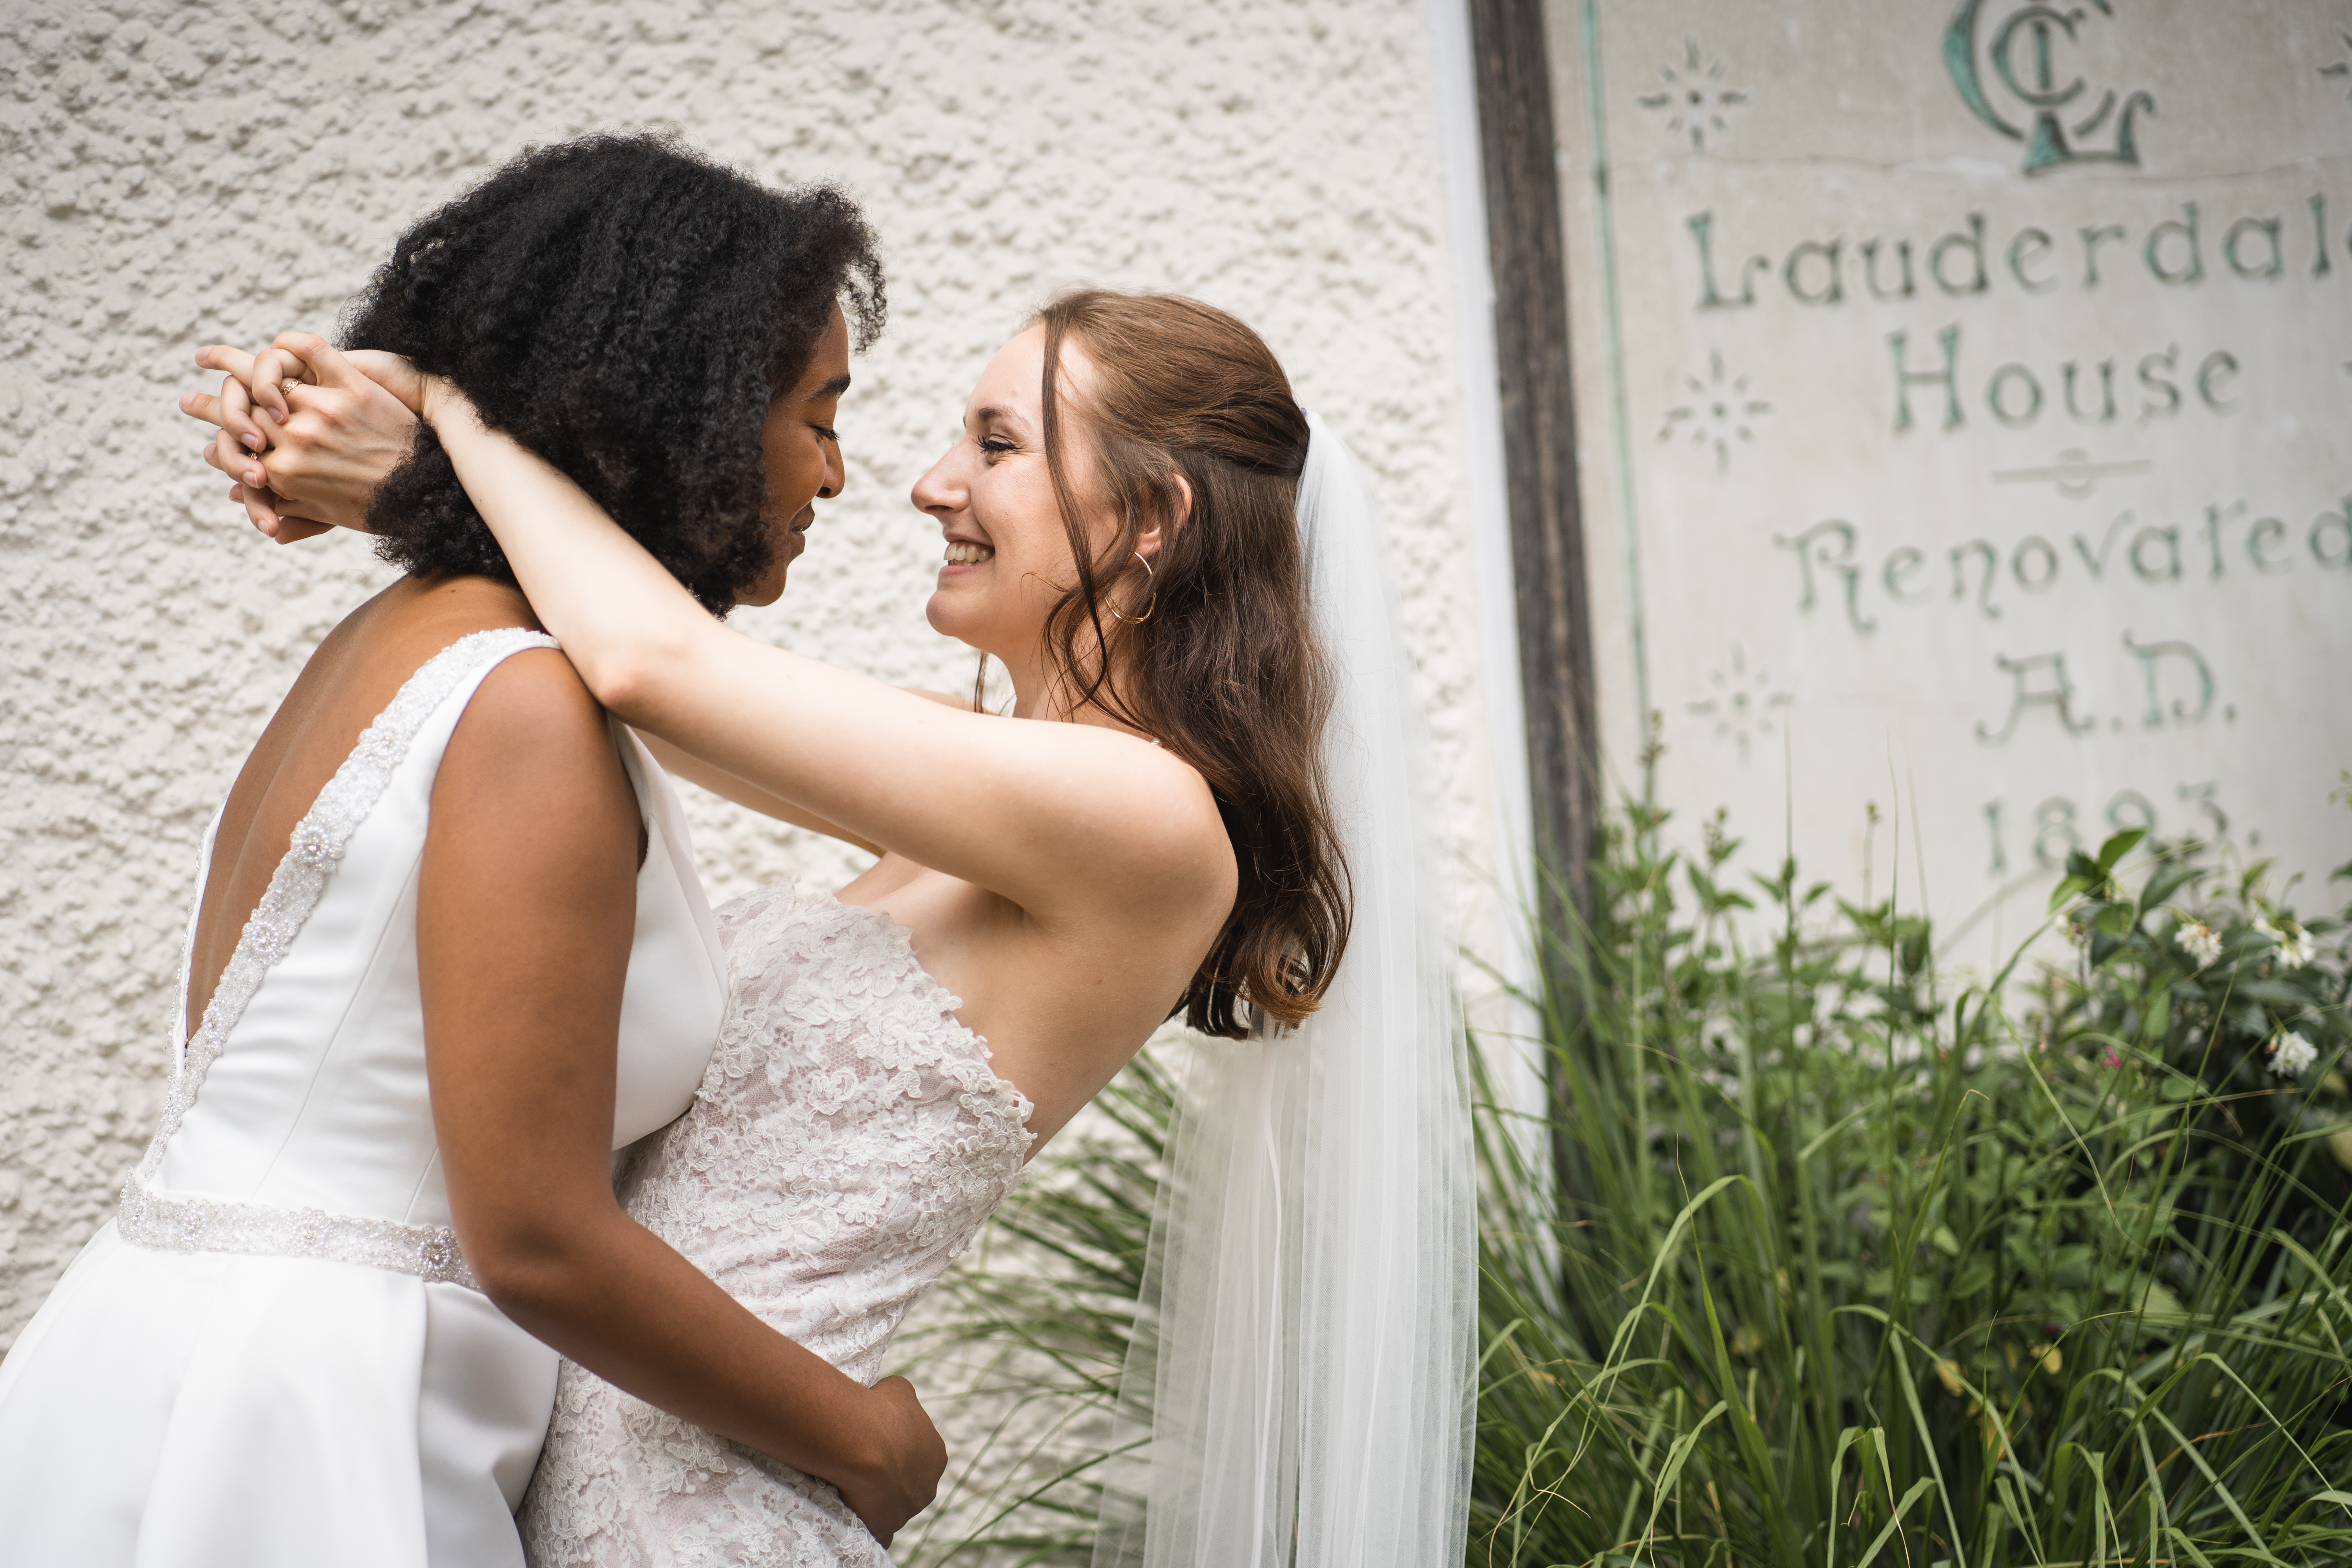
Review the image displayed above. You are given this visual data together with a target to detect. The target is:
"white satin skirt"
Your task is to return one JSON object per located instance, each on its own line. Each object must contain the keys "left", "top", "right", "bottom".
{"left": 0, "top": 1221, "right": 556, "bottom": 1567}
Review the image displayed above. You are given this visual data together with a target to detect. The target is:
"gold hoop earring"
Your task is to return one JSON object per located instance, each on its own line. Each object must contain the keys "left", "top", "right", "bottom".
{"left": 1109, "top": 550, "right": 1157, "bottom": 624}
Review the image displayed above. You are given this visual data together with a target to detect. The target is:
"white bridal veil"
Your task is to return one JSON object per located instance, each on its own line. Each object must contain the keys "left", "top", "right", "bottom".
{"left": 1094, "top": 413, "right": 1475, "bottom": 1568}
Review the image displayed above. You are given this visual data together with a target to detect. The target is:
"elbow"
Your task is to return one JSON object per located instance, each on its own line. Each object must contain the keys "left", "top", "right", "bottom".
{"left": 574, "top": 644, "right": 648, "bottom": 720}
{"left": 569, "top": 628, "right": 688, "bottom": 726}
{"left": 459, "top": 1212, "right": 615, "bottom": 1327}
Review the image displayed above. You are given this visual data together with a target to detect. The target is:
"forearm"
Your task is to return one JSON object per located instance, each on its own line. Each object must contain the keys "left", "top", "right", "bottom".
{"left": 486, "top": 1205, "right": 887, "bottom": 1488}
{"left": 419, "top": 653, "right": 907, "bottom": 1505}
{"left": 428, "top": 393, "right": 710, "bottom": 702}
{"left": 639, "top": 731, "right": 882, "bottom": 855}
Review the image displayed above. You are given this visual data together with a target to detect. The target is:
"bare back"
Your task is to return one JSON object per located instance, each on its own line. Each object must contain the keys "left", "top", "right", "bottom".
{"left": 185, "top": 575, "right": 559, "bottom": 1037}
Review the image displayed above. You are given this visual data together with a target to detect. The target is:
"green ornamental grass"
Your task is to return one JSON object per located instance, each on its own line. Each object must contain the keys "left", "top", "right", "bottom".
{"left": 1477, "top": 810, "right": 2351, "bottom": 1568}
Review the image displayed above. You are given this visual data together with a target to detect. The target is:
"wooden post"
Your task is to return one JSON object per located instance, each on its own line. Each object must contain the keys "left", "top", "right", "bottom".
{"left": 1465, "top": 0, "right": 1601, "bottom": 1195}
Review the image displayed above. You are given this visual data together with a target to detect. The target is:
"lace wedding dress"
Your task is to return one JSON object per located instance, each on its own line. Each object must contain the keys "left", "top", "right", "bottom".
{"left": 521, "top": 882, "right": 1035, "bottom": 1567}
{"left": 0, "top": 630, "right": 728, "bottom": 1567}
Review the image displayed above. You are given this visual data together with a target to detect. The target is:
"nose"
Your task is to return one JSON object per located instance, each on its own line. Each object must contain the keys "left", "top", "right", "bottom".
{"left": 817, "top": 434, "right": 847, "bottom": 501}
{"left": 909, "top": 443, "right": 963, "bottom": 519}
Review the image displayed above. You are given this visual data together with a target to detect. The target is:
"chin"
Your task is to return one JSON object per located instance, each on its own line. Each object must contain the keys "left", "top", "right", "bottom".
{"left": 736, "top": 570, "right": 787, "bottom": 608}
{"left": 923, "top": 590, "right": 960, "bottom": 637}
{"left": 925, "top": 595, "right": 1015, "bottom": 661}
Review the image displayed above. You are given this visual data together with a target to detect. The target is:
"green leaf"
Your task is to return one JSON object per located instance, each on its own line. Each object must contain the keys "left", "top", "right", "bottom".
{"left": 2096, "top": 827, "right": 2147, "bottom": 872}
{"left": 1851, "top": 1477, "right": 1939, "bottom": 1568}
{"left": 1633, "top": 1401, "right": 1731, "bottom": 1562}
{"left": 2140, "top": 858, "right": 2201, "bottom": 912}
{"left": 2161, "top": 1525, "right": 2218, "bottom": 1568}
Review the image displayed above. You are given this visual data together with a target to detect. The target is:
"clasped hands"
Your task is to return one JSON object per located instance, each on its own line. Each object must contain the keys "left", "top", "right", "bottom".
{"left": 181, "top": 334, "right": 432, "bottom": 544}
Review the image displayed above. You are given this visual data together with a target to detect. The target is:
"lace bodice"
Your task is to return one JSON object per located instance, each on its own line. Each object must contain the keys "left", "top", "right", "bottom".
{"left": 522, "top": 884, "right": 1034, "bottom": 1566}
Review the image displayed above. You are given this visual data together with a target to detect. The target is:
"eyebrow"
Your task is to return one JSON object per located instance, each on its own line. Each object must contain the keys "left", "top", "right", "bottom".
{"left": 971, "top": 403, "right": 1030, "bottom": 429}
{"left": 815, "top": 374, "right": 852, "bottom": 397}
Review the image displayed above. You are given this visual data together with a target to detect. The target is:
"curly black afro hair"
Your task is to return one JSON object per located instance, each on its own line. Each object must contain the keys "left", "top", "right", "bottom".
{"left": 345, "top": 133, "right": 884, "bottom": 614}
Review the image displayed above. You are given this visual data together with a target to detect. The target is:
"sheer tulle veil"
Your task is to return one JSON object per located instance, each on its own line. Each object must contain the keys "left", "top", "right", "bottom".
{"left": 1093, "top": 413, "right": 1476, "bottom": 1567}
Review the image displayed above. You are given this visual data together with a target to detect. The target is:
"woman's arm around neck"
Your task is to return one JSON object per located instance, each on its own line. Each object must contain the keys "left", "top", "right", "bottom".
{"left": 424, "top": 384, "right": 1235, "bottom": 942}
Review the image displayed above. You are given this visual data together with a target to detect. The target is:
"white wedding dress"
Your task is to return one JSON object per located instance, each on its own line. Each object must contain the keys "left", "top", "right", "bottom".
{"left": 520, "top": 880, "right": 1035, "bottom": 1567}
{"left": 0, "top": 628, "right": 728, "bottom": 1568}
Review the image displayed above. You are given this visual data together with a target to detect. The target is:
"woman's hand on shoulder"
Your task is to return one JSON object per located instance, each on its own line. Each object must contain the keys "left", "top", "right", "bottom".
{"left": 181, "top": 334, "right": 426, "bottom": 544}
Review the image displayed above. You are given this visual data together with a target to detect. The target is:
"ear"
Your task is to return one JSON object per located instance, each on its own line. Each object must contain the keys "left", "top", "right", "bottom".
{"left": 1137, "top": 473, "right": 1193, "bottom": 563}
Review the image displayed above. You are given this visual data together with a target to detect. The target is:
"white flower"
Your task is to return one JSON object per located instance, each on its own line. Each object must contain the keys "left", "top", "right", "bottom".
{"left": 2173, "top": 921, "right": 2222, "bottom": 969}
{"left": 2269, "top": 1030, "right": 2318, "bottom": 1079}
{"left": 2254, "top": 915, "right": 2311, "bottom": 969}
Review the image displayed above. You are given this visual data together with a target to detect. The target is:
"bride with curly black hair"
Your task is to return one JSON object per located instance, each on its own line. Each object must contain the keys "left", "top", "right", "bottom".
{"left": 0, "top": 134, "right": 953, "bottom": 1566}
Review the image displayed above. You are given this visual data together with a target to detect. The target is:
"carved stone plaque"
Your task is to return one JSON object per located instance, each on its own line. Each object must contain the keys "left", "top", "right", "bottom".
{"left": 1549, "top": 1, "right": 2352, "bottom": 945}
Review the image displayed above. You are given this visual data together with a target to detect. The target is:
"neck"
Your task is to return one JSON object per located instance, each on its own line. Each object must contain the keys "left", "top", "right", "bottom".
{"left": 1003, "top": 639, "right": 1147, "bottom": 738}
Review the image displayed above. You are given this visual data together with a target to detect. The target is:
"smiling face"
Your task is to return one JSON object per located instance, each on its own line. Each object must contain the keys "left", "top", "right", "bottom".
{"left": 911, "top": 324, "right": 1124, "bottom": 671}
{"left": 737, "top": 304, "right": 852, "bottom": 607}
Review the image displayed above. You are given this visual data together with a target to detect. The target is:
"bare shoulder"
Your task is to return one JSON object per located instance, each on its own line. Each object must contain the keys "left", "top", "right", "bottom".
{"left": 446, "top": 646, "right": 616, "bottom": 776}
{"left": 1089, "top": 729, "right": 1237, "bottom": 915}
{"left": 359, "top": 577, "right": 603, "bottom": 765}
{"left": 376, "top": 578, "right": 627, "bottom": 810}
{"left": 429, "top": 645, "right": 638, "bottom": 891}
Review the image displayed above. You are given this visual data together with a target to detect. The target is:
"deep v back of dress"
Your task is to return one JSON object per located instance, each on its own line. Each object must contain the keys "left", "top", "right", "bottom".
{"left": 0, "top": 628, "right": 727, "bottom": 1568}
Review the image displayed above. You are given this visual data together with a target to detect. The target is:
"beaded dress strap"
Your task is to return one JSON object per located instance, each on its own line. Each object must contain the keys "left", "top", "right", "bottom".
{"left": 118, "top": 628, "right": 557, "bottom": 1291}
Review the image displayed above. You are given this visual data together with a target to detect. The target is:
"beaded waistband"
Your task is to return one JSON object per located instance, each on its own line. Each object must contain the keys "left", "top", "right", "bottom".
{"left": 116, "top": 1171, "right": 481, "bottom": 1292}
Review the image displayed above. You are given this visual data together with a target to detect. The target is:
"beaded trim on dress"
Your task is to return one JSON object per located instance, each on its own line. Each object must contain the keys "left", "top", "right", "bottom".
{"left": 116, "top": 1171, "right": 482, "bottom": 1289}
{"left": 116, "top": 628, "right": 557, "bottom": 1290}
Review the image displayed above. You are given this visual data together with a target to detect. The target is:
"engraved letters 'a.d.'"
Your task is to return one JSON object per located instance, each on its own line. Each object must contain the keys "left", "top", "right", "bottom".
{"left": 1944, "top": 0, "right": 2156, "bottom": 174}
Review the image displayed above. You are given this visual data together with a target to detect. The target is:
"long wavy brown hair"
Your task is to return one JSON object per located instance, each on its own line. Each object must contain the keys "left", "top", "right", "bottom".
{"left": 1030, "top": 289, "right": 1348, "bottom": 1038}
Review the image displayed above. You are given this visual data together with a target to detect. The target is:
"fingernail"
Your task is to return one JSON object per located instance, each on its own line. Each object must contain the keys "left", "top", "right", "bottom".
{"left": 242, "top": 434, "right": 263, "bottom": 450}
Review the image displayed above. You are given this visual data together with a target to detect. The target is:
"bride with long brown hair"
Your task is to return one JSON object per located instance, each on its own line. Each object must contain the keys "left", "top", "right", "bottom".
{"left": 194, "top": 285, "right": 1469, "bottom": 1567}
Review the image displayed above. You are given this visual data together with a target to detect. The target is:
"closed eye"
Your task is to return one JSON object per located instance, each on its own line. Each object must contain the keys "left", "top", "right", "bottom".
{"left": 978, "top": 436, "right": 1017, "bottom": 456}
{"left": 813, "top": 425, "right": 840, "bottom": 443}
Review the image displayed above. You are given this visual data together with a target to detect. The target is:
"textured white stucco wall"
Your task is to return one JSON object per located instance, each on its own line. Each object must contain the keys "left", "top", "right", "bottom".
{"left": 0, "top": 0, "right": 1510, "bottom": 1348}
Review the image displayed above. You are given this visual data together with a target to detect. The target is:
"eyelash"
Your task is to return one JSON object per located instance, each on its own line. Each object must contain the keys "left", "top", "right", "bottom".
{"left": 978, "top": 436, "right": 1016, "bottom": 456}
{"left": 813, "top": 425, "right": 840, "bottom": 444}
